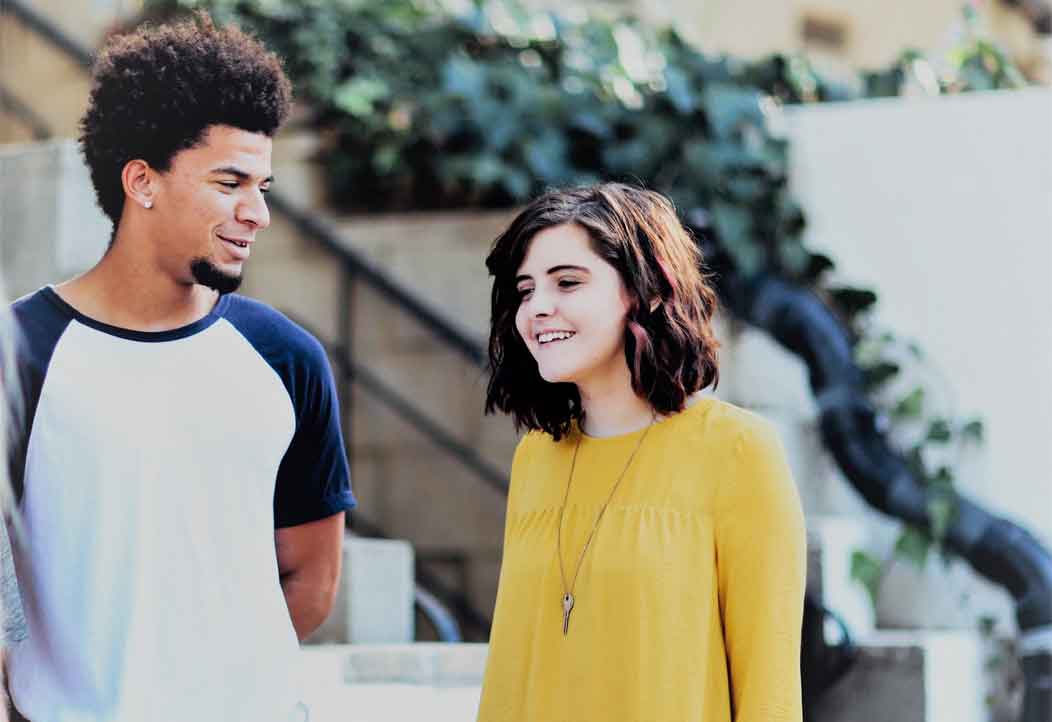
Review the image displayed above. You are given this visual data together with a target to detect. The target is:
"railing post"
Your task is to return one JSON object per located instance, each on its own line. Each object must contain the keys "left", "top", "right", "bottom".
{"left": 339, "top": 263, "right": 355, "bottom": 450}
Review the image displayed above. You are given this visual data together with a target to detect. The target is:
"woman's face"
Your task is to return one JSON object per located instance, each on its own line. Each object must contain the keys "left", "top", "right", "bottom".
{"left": 513, "top": 223, "right": 633, "bottom": 393}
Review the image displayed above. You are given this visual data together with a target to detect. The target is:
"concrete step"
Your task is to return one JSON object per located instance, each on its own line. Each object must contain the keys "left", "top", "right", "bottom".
{"left": 298, "top": 632, "right": 1001, "bottom": 722}
{"left": 298, "top": 643, "right": 486, "bottom": 722}
{"left": 812, "top": 630, "right": 992, "bottom": 722}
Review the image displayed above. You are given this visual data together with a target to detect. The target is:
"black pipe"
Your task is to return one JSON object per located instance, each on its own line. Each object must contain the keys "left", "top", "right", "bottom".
{"left": 725, "top": 271, "right": 1052, "bottom": 721}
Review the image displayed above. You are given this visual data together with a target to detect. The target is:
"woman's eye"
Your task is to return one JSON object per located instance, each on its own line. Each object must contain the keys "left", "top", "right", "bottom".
{"left": 516, "top": 287, "right": 533, "bottom": 300}
{"left": 558, "top": 279, "right": 580, "bottom": 289}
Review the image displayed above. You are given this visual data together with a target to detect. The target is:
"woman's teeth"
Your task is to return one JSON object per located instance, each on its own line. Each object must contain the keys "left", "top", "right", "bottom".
{"left": 538, "top": 331, "right": 575, "bottom": 344}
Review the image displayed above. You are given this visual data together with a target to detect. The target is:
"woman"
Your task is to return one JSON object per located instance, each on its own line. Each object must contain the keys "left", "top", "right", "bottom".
{"left": 478, "top": 183, "right": 806, "bottom": 722}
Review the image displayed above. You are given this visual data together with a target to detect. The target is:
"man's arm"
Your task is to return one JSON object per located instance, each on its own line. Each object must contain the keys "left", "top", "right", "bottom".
{"left": 275, "top": 511, "right": 345, "bottom": 641}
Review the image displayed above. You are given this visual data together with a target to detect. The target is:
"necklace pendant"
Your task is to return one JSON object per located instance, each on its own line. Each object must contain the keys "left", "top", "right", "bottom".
{"left": 561, "top": 593, "right": 575, "bottom": 636}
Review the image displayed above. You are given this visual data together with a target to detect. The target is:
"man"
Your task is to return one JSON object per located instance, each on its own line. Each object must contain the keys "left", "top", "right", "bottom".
{"left": 5, "top": 13, "right": 355, "bottom": 721}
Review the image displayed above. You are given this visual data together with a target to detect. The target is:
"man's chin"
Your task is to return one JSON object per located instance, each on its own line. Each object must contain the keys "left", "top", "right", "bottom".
{"left": 190, "top": 258, "right": 242, "bottom": 295}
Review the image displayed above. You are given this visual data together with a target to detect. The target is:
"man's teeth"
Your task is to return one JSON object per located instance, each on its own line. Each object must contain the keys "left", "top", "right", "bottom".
{"left": 538, "top": 331, "right": 575, "bottom": 344}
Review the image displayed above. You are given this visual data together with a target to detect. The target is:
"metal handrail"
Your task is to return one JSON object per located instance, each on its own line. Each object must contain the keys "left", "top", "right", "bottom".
{"left": 0, "top": 84, "right": 53, "bottom": 140}
{"left": 286, "top": 312, "right": 506, "bottom": 495}
{"left": 3, "top": 0, "right": 94, "bottom": 69}
{"left": 269, "top": 194, "right": 487, "bottom": 368}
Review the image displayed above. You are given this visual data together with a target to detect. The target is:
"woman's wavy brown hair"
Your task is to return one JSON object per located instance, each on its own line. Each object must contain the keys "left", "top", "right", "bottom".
{"left": 485, "top": 183, "right": 720, "bottom": 440}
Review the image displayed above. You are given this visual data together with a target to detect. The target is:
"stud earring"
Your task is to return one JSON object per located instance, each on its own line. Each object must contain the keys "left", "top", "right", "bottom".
{"left": 143, "top": 200, "right": 153, "bottom": 209}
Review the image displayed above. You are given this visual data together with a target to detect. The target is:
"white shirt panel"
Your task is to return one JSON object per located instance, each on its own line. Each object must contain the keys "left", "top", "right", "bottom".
{"left": 10, "top": 318, "right": 305, "bottom": 722}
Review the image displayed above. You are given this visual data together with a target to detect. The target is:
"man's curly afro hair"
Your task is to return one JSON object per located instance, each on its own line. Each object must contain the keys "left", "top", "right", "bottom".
{"left": 79, "top": 11, "right": 292, "bottom": 227}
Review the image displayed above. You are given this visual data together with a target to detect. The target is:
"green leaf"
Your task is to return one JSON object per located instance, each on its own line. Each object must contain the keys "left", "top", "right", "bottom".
{"left": 702, "top": 84, "right": 766, "bottom": 139}
{"left": 927, "top": 494, "right": 956, "bottom": 543}
{"left": 777, "top": 238, "right": 812, "bottom": 277}
{"left": 828, "top": 287, "right": 878, "bottom": 317}
{"left": 977, "top": 614, "right": 997, "bottom": 638}
{"left": 962, "top": 419, "right": 984, "bottom": 443}
{"left": 894, "top": 526, "right": 932, "bottom": 569}
{"left": 926, "top": 418, "right": 952, "bottom": 443}
{"left": 442, "top": 55, "right": 487, "bottom": 99}
{"left": 862, "top": 361, "right": 900, "bottom": 391}
{"left": 664, "top": 66, "right": 697, "bottom": 113}
{"left": 709, "top": 201, "right": 762, "bottom": 275}
{"left": 928, "top": 466, "right": 953, "bottom": 489}
{"left": 500, "top": 168, "right": 533, "bottom": 201}
{"left": 905, "top": 446, "right": 927, "bottom": 480}
{"left": 333, "top": 78, "right": 390, "bottom": 117}
{"left": 850, "top": 550, "right": 882, "bottom": 610}
{"left": 892, "top": 388, "right": 925, "bottom": 419}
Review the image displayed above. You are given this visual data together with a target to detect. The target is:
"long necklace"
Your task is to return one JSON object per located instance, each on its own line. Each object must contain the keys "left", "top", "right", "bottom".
{"left": 556, "top": 416, "right": 655, "bottom": 636}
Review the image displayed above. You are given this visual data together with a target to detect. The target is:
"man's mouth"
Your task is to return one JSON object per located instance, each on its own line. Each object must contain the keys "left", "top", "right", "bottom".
{"left": 537, "top": 331, "right": 575, "bottom": 345}
{"left": 219, "top": 235, "right": 250, "bottom": 249}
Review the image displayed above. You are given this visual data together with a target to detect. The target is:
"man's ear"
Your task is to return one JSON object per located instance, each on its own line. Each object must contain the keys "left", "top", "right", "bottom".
{"left": 121, "top": 159, "right": 156, "bottom": 210}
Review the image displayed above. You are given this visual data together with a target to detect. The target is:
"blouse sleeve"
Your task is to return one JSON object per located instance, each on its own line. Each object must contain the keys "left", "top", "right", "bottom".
{"left": 715, "top": 418, "right": 807, "bottom": 722}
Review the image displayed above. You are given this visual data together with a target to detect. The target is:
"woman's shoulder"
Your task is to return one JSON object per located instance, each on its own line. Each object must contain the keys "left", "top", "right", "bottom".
{"left": 508, "top": 429, "right": 565, "bottom": 481}
{"left": 512, "top": 428, "right": 557, "bottom": 459}
{"left": 670, "top": 395, "right": 779, "bottom": 456}
{"left": 689, "top": 399, "right": 800, "bottom": 519}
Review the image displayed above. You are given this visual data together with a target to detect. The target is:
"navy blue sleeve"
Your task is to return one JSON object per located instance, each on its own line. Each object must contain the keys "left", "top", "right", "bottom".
{"left": 5, "top": 289, "right": 74, "bottom": 504}
{"left": 223, "top": 296, "right": 356, "bottom": 528}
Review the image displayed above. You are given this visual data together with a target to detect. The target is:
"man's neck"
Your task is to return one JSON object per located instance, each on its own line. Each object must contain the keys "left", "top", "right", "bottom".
{"left": 56, "top": 236, "right": 219, "bottom": 333}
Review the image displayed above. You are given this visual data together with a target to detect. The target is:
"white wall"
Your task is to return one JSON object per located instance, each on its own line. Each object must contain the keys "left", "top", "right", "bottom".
{"left": 786, "top": 87, "right": 1052, "bottom": 543}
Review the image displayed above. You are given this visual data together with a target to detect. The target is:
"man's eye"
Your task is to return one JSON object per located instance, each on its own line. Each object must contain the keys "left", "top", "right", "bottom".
{"left": 218, "top": 181, "right": 238, "bottom": 189}
{"left": 260, "top": 186, "right": 272, "bottom": 194}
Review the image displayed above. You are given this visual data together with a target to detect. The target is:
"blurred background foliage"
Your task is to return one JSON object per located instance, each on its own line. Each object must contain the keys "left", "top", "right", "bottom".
{"left": 143, "top": 0, "right": 1019, "bottom": 591}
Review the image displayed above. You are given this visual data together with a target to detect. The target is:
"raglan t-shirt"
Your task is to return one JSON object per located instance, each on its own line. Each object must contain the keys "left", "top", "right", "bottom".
{"left": 5, "top": 287, "right": 356, "bottom": 722}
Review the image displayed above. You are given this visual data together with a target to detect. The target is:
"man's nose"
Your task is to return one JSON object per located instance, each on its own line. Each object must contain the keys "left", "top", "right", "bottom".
{"left": 236, "top": 189, "right": 270, "bottom": 230}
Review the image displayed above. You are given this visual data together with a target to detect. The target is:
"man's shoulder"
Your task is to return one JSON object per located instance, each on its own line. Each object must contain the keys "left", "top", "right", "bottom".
{"left": 9, "top": 287, "right": 66, "bottom": 326}
{"left": 6, "top": 287, "right": 74, "bottom": 363}
{"left": 220, "top": 294, "right": 328, "bottom": 369}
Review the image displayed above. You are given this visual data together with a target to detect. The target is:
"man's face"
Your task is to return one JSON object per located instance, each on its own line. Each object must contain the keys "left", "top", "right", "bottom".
{"left": 150, "top": 124, "right": 273, "bottom": 294}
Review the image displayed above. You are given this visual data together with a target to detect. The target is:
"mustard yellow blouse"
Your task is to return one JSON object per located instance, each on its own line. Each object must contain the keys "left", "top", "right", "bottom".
{"left": 477, "top": 397, "right": 806, "bottom": 722}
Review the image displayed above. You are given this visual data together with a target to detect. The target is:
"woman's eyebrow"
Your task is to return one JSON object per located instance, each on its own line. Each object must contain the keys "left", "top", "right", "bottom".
{"left": 515, "top": 264, "right": 590, "bottom": 284}
{"left": 546, "top": 264, "right": 589, "bottom": 275}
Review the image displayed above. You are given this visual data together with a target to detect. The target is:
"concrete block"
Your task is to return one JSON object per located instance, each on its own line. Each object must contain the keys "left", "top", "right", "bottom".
{"left": 808, "top": 515, "right": 878, "bottom": 639}
{"left": 307, "top": 537, "right": 415, "bottom": 645}
{"left": 813, "top": 630, "right": 986, "bottom": 722}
